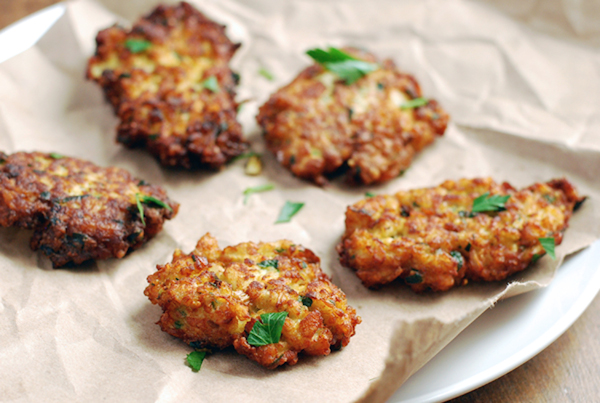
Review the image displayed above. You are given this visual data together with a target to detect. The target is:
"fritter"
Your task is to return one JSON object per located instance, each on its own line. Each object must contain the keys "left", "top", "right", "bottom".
{"left": 145, "top": 233, "right": 361, "bottom": 368}
{"left": 256, "top": 47, "right": 449, "bottom": 186}
{"left": 0, "top": 151, "right": 178, "bottom": 267}
{"left": 337, "top": 178, "right": 584, "bottom": 292}
{"left": 86, "top": 2, "right": 248, "bottom": 169}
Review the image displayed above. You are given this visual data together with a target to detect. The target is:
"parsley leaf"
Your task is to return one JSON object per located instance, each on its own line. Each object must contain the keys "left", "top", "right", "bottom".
{"left": 275, "top": 201, "right": 305, "bottom": 224}
{"left": 258, "top": 67, "right": 274, "bottom": 81}
{"left": 400, "top": 97, "right": 429, "bottom": 110}
{"left": 539, "top": 237, "right": 556, "bottom": 260}
{"left": 125, "top": 38, "right": 152, "bottom": 53}
{"left": 365, "top": 192, "right": 376, "bottom": 198}
{"left": 135, "top": 193, "right": 173, "bottom": 226}
{"left": 257, "top": 259, "right": 279, "bottom": 270}
{"left": 49, "top": 152, "right": 64, "bottom": 159}
{"left": 306, "top": 47, "right": 378, "bottom": 84}
{"left": 471, "top": 192, "right": 510, "bottom": 213}
{"left": 202, "top": 76, "right": 220, "bottom": 93}
{"left": 247, "top": 312, "right": 288, "bottom": 347}
{"left": 186, "top": 350, "right": 206, "bottom": 372}
{"left": 243, "top": 183, "right": 275, "bottom": 204}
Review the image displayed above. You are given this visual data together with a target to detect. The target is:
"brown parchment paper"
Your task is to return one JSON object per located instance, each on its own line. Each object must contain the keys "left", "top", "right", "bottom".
{"left": 1, "top": 0, "right": 600, "bottom": 402}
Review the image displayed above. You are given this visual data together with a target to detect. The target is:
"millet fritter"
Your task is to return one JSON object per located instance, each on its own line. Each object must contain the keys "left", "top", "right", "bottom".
{"left": 257, "top": 48, "right": 449, "bottom": 186}
{"left": 0, "top": 151, "right": 178, "bottom": 267}
{"left": 86, "top": 2, "right": 248, "bottom": 169}
{"left": 337, "top": 178, "right": 584, "bottom": 292}
{"left": 145, "top": 233, "right": 361, "bottom": 368}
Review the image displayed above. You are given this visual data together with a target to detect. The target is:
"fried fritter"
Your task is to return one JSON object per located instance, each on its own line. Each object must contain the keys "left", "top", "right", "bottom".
{"left": 337, "top": 178, "right": 584, "bottom": 292}
{"left": 257, "top": 48, "right": 449, "bottom": 185}
{"left": 0, "top": 151, "right": 178, "bottom": 267}
{"left": 145, "top": 233, "right": 361, "bottom": 368}
{"left": 86, "top": 2, "right": 248, "bottom": 169}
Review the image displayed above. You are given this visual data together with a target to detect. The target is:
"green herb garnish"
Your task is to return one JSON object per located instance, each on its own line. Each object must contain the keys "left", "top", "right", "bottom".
{"left": 49, "top": 152, "right": 64, "bottom": 159}
{"left": 400, "top": 97, "right": 428, "bottom": 110}
{"left": 125, "top": 38, "right": 152, "bottom": 53}
{"left": 140, "top": 194, "right": 172, "bottom": 210}
{"left": 306, "top": 47, "right": 378, "bottom": 85}
{"left": 186, "top": 351, "right": 206, "bottom": 372}
{"left": 365, "top": 192, "right": 375, "bottom": 198}
{"left": 257, "top": 259, "right": 279, "bottom": 270}
{"left": 247, "top": 312, "right": 288, "bottom": 347}
{"left": 450, "top": 251, "right": 464, "bottom": 270}
{"left": 405, "top": 270, "right": 423, "bottom": 284}
{"left": 299, "top": 296, "right": 313, "bottom": 307}
{"left": 471, "top": 192, "right": 510, "bottom": 213}
{"left": 539, "top": 237, "right": 556, "bottom": 260}
{"left": 258, "top": 67, "right": 274, "bottom": 81}
{"left": 202, "top": 76, "right": 220, "bottom": 93}
{"left": 135, "top": 193, "right": 173, "bottom": 226}
{"left": 231, "top": 151, "right": 260, "bottom": 162}
{"left": 275, "top": 201, "right": 305, "bottom": 224}
{"left": 243, "top": 183, "right": 275, "bottom": 204}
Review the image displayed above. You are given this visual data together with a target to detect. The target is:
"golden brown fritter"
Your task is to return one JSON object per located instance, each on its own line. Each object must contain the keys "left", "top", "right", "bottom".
{"left": 0, "top": 151, "right": 178, "bottom": 267}
{"left": 257, "top": 48, "right": 449, "bottom": 186}
{"left": 86, "top": 2, "right": 248, "bottom": 169}
{"left": 145, "top": 233, "right": 361, "bottom": 368}
{"left": 337, "top": 178, "right": 584, "bottom": 292}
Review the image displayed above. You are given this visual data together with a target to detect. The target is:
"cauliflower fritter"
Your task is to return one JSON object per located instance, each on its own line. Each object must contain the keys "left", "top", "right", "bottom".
{"left": 145, "top": 233, "right": 361, "bottom": 368}
{"left": 256, "top": 48, "right": 449, "bottom": 186}
{"left": 0, "top": 151, "right": 178, "bottom": 267}
{"left": 337, "top": 178, "right": 584, "bottom": 292}
{"left": 86, "top": 2, "right": 248, "bottom": 169}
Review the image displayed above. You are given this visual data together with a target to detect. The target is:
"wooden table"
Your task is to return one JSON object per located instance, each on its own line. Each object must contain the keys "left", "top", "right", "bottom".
{"left": 1, "top": 1, "right": 599, "bottom": 402}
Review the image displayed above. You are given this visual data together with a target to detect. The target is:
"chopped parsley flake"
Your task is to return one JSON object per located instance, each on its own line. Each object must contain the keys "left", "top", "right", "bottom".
{"left": 202, "top": 76, "right": 220, "bottom": 93}
{"left": 125, "top": 38, "right": 152, "bottom": 53}
{"left": 247, "top": 312, "right": 288, "bottom": 347}
{"left": 539, "top": 237, "right": 556, "bottom": 260}
{"left": 186, "top": 350, "right": 206, "bottom": 372}
{"left": 49, "top": 152, "right": 64, "bottom": 159}
{"left": 306, "top": 47, "right": 378, "bottom": 85}
{"left": 275, "top": 201, "right": 305, "bottom": 224}
{"left": 471, "top": 192, "right": 510, "bottom": 213}
{"left": 450, "top": 251, "right": 464, "bottom": 270}
{"left": 405, "top": 270, "right": 423, "bottom": 284}
{"left": 243, "top": 183, "right": 275, "bottom": 204}
{"left": 258, "top": 67, "right": 274, "bottom": 81}
{"left": 257, "top": 259, "right": 279, "bottom": 270}
{"left": 365, "top": 192, "right": 376, "bottom": 198}
{"left": 135, "top": 193, "right": 173, "bottom": 226}
{"left": 400, "top": 97, "right": 428, "bottom": 109}
{"left": 299, "top": 296, "right": 313, "bottom": 307}
{"left": 231, "top": 151, "right": 260, "bottom": 162}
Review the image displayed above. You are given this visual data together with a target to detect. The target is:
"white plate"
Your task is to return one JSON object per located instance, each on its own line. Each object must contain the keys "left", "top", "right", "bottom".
{"left": 2, "top": 5, "right": 600, "bottom": 403}
{"left": 391, "top": 240, "right": 600, "bottom": 402}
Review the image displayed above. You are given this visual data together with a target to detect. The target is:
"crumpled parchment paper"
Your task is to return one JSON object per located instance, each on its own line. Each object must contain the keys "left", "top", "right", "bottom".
{"left": 1, "top": 0, "right": 599, "bottom": 402}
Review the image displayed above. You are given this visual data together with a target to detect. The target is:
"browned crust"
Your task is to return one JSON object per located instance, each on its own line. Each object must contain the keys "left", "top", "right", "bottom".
{"left": 0, "top": 151, "right": 178, "bottom": 267}
{"left": 86, "top": 2, "right": 248, "bottom": 169}
{"left": 257, "top": 48, "right": 449, "bottom": 185}
{"left": 337, "top": 177, "right": 584, "bottom": 292}
{"left": 145, "top": 233, "right": 361, "bottom": 368}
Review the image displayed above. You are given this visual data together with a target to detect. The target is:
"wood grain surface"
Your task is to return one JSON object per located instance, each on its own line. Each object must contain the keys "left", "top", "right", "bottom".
{"left": 1, "top": 2, "right": 599, "bottom": 403}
